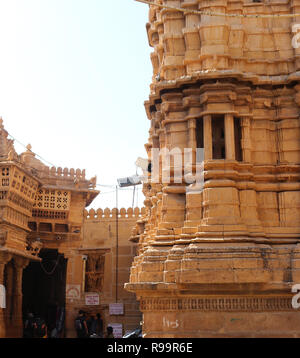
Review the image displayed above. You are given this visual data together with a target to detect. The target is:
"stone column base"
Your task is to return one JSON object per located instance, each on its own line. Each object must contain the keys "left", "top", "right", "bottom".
{"left": 138, "top": 294, "right": 300, "bottom": 338}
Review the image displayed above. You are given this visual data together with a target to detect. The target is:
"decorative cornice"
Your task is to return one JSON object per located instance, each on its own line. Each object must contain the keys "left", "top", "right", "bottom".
{"left": 140, "top": 296, "right": 294, "bottom": 312}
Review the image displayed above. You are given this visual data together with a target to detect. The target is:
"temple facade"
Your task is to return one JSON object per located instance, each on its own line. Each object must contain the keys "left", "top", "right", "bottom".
{"left": 0, "top": 119, "right": 142, "bottom": 338}
{"left": 125, "top": 0, "right": 300, "bottom": 337}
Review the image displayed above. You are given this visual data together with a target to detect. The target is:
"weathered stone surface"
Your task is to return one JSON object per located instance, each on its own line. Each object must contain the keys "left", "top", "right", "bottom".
{"left": 126, "top": 0, "right": 300, "bottom": 337}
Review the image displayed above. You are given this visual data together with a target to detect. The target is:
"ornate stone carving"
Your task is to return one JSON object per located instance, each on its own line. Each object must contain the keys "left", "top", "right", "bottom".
{"left": 26, "top": 238, "right": 43, "bottom": 257}
{"left": 0, "top": 231, "right": 7, "bottom": 247}
{"left": 140, "top": 297, "right": 294, "bottom": 313}
{"left": 85, "top": 254, "right": 105, "bottom": 292}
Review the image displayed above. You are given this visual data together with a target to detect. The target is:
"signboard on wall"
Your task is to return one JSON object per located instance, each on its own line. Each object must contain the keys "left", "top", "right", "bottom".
{"left": 109, "top": 303, "right": 124, "bottom": 315}
{"left": 0, "top": 285, "right": 6, "bottom": 309}
{"left": 66, "top": 285, "right": 81, "bottom": 300}
{"left": 85, "top": 293, "right": 100, "bottom": 306}
{"left": 108, "top": 323, "right": 123, "bottom": 338}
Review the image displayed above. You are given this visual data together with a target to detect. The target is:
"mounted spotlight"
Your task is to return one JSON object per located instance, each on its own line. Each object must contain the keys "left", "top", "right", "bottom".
{"left": 117, "top": 175, "right": 142, "bottom": 188}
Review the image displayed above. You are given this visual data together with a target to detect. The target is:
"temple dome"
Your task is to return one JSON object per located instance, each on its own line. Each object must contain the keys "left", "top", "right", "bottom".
{"left": 20, "top": 144, "right": 47, "bottom": 171}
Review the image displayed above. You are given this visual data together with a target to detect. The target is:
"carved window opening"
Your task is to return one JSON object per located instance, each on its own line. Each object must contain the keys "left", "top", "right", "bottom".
{"left": 32, "top": 210, "right": 68, "bottom": 219}
{"left": 54, "top": 224, "right": 69, "bottom": 233}
{"left": 0, "top": 191, "right": 7, "bottom": 200}
{"left": 212, "top": 116, "right": 225, "bottom": 159}
{"left": 34, "top": 189, "right": 70, "bottom": 211}
{"left": 234, "top": 118, "right": 243, "bottom": 162}
{"left": 2, "top": 178, "right": 9, "bottom": 186}
{"left": 2, "top": 168, "right": 9, "bottom": 176}
{"left": 1, "top": 168, "right": 10, "bottom": 187}
{"left": 85, "top": 253, "right": 105, "bottom": 293}
{"left": 28, "top": 222, "right": 37, "bottom": 231}
{"left": 39, "top": 222, "right": 52, "bottom": 232}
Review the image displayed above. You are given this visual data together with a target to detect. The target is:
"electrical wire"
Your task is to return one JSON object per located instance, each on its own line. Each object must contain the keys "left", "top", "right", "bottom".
{"left": 135, "top": 0, "right": 300, "bottom": 19}
{"left": 96, "top": 184, "right": 115, "bottom": 188}
{"left": 6, "top": 128, "right": 144, "bottom": 200}
{"left": 5, "top": 131, "right": 137, "bottom": 192}
{"left": 7, "top": 132, "right": 57, "bottom": 168}
{"left": 40, "top": 256, "right": 60, "bottom": 276}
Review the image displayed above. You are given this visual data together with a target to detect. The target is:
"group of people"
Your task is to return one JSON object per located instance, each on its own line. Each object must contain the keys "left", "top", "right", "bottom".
{"left": 75, "top": 310, "right": 114, "bottom": 338}
{"left": 23, "top": 309, "right": 114, "bottom": 338}
{"left": 23, "top": 313, "right": 48, "bottom": 338}
{"left": 23, "top": 307, "right": 65, "bottom": 339}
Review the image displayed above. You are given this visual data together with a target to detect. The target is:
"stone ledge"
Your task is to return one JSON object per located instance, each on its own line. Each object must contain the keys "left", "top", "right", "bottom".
{"left": 140, "top": 296, "right": 295, "bottom": 312}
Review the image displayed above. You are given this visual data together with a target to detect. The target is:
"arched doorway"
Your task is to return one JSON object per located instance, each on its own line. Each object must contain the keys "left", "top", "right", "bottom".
{"left": 22, "top": 249, "right": 67, "bottom": 337}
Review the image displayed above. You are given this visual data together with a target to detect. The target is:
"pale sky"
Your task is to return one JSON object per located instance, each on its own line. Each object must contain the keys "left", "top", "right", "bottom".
{"left": 0, "top": 0, "right": 153, "bottom": 209}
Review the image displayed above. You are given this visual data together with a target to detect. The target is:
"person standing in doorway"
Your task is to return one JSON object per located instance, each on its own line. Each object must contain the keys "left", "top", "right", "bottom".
{"left": 95, "top": 313, "right": 103, "bottom": 338}
{"left": 87, "top": 314, "right": 97, "bottom": 337}
{"left": 74, "top": 310, "right": 88, "bottom": 338}
{"left": 23, "top": 312, "right": 35, "bottom": 338}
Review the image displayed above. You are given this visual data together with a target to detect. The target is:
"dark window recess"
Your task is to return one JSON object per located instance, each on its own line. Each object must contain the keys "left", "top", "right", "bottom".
{"left": 234, "top": 118, "right": 242, "bottom": 162}
{"left": 39, "top": 223, "right": 52, "bottom": 232}
{"left": 212, "top": 116, "right": 226, "bottom": 159}
{"left": 196, "top": 118, "right": 204, "bottom": 151}
{"left": 28, "top": 222, "right": 37, "bottom": 231}
{"left": 55, "top": 224, "right": 69, "bottom": 233}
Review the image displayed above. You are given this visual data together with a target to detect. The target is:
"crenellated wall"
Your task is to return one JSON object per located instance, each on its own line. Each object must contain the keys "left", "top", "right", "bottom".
{"left": 38, "top": 166, "right": 87, "bottom": 181}
{"left": 84, "top": 207, "right": 146, "bottom": 220}
{"left": 62, "top": 208, "right": 144, "bottom": 338}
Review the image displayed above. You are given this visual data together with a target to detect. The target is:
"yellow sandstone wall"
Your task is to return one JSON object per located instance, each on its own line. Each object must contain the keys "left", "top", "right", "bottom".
{"left": 64, "top": 207, "right": 144, "bottom": 338}
{"left": 125, "top": 0, "right": 300, "bottom": 338}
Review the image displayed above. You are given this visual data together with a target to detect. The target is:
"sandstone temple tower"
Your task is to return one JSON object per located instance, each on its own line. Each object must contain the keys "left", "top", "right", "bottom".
{"left": 126, "top": 0, "right": 300, "bottom": 337}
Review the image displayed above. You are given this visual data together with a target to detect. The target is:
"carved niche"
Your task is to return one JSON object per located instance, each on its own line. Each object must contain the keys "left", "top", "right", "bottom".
{"left": 85, "top": 253, "right": 105, "bottom": 292}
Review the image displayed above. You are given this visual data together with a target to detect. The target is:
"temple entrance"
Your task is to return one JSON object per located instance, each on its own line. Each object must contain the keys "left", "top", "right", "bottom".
{"left": 22, "top": 249, "right": 67, "bottom": 336}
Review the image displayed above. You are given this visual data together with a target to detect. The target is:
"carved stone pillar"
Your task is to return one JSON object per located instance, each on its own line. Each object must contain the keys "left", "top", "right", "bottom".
{"left": 3, "top": 262, "right": 13, "bottom": 337}
{"left": 241, "top": 117, "right": 251, "bottom": 162}
{"left": 203, "top": 115, "right": 212, "bottom": 160}
{"left": 225, "top": 113, "right": 235, "bottom": 160}
{"left": 0, "top": 252, "right": 12, "bottom": 338}
{"left": 187, "top": 118, "right": 196, "bottom": 170}
{"left": 12, "top": 257, "right": 29, "bottom": 338}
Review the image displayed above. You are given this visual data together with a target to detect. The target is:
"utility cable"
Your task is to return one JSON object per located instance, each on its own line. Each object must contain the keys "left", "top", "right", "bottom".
{"left": 7, "top": 132, "right": 57, "bottom": 168}
{"left": 40, "top": 255, "right": 60, "bottom": 276}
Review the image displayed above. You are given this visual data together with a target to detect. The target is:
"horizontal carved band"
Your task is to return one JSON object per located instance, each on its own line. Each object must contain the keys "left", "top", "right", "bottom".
{"left": 140, "top": 297, "right": 294, "bottom": 312}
